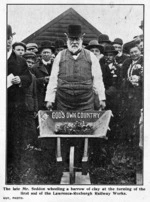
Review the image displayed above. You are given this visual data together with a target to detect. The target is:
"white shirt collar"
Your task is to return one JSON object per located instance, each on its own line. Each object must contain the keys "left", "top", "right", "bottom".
{"left": 7, "top": 48, "right": 12, "bottom": 59}
{"left": 117, "top": 52, "right": 123, "bottom": 57}
{"left": 108, "top": 63, "right": 113, "bottom": 69}
{"left": 42, "top": 59, "right": 51, "bottom": 65}
{"left": 72, "top": 53, "right": 80, "bottom": 60}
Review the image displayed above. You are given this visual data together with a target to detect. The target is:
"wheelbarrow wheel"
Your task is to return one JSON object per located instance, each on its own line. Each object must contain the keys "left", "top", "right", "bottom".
{"left": 69, "top": 146, "right": 75, "bottom": 184}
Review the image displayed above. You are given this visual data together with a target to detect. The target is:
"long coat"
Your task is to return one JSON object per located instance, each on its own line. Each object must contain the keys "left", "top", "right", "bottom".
{"left": 100, "top": 59, "right": 120, "bottom": 114}
{"left": 7, "top": 51, "right": 32, "bottom": 177}
{"left": 31, "top": 60, "right": 53, "bottom": 110}
{"left": 119, "top": 56, "right": 143, "bottom": 143}
{"left": 24, "top": 73, "right": 38, "bottom": 112}
{"left": 22, "top": 73, "right": 39, "bottom": 147}
{"left": 7, "top": 51, "right": 32, "bottom": 111}
{"left": 121, "top": 56, "right": 143, "bottom": 111}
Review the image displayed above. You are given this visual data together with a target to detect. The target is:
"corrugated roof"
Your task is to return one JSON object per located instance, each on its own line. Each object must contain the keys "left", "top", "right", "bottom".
{"left": 22, "top": 7, "right": 102, "bottom": 45}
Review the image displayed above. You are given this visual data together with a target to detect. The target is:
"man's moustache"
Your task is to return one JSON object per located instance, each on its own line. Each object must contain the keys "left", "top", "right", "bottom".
{"left": 71, "top": 44, "right": 78, "bottom": 46}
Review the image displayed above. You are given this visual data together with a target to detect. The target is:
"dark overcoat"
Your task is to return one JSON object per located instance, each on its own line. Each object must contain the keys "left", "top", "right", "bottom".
{"left": 7, "top": 51, "right": 32, "bottom": 110}
{"left": 119, "top": 56, "right": 143, "bottom": 142}
{"left": 31, "top": 60, "right": 53, "bottom": 110}
{"left": 7, "top": 51, "right": 32, "bottom": 178}
{"left": 100, "top": 59, "right": 121, "bottom": 114}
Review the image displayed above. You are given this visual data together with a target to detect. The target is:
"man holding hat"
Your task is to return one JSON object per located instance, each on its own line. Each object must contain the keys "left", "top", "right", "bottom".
{"left": 7, "top": 25, "right": 32, "bottom": 182}
{"left": 112, "top": 38, "right": 129, "bottom": 67}
{"left": 45, "top": 24, "right": 106, "bottom": 111}
{"left": 12, "top": 41, "right": 26, "bottom": 57}
{"left": 31, "top": 40, "right": 55, "bottom": 110}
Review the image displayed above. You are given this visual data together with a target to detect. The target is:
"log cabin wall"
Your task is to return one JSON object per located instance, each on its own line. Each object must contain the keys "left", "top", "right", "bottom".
{"left": 22, "top": 8, "right": 102, "bottom": 46}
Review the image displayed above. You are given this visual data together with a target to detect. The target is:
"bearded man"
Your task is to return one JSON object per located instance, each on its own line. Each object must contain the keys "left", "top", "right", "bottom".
{"left": 45, "top": 25, "right": 106, "bottom": 111}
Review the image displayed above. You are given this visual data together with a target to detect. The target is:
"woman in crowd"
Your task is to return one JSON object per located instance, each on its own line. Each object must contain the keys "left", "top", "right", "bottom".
{"left": 120, "top": 41, "right": 143, "bottom": 145}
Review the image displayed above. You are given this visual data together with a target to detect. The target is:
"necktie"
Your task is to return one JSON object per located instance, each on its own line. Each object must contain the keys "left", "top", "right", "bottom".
{"left": 70, "top": 49, "right": 81, "bottom": 56}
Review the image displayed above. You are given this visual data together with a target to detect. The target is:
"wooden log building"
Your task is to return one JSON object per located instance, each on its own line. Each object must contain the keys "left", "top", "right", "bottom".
{"left": 22, "top": 8, "right": 102, "bottom": 46}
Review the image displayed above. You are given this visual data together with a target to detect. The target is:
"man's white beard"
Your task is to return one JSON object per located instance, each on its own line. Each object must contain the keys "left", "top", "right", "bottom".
{"left": 67, "top": 40, "right": 82, "bottom": 54}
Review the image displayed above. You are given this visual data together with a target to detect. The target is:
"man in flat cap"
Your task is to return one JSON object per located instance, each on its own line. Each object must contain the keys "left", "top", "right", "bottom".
{"left": 23, "top": 51, "right": 37, "bottom": 70}
{"left": 12, "top": 42, "right": 26, "bottom": 57}
{"left": 45, "top": 24, "right": 106, "bottom": 111}
{"left": 7, "top": 25, "right": 32, "bottom": 182}
{"left": 26, "top": 43, "right": 38, "bottom": 53}
{"left": 22, "top": 52, "right": 39, "bottom": 148}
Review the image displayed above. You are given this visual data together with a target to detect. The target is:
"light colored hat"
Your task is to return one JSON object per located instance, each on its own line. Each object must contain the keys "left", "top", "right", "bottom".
{"left": 26, "top": 43, "right": 38, "bottom": 51}
{"left": 86, "top": 40, "right": 104, "bottom": 53}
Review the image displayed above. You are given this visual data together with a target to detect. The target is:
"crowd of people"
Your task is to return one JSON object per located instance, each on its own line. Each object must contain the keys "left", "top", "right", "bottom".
{"left": 7, "top": 22, "right": 143, "bottom": 182}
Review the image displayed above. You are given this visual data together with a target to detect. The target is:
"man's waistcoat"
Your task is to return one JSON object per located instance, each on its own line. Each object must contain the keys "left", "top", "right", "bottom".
{"left": 58, "top": 49, "right": 92, "bottom": 81}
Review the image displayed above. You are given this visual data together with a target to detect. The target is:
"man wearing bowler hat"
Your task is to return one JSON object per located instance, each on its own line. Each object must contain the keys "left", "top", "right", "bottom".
{"left": 45, "top": 24, "right": 106, "bottom": 111}
{"left": 31, "top": 40, "right": 55, "bottom": 110}
{"left": 98, "top": 34, "right": 111, "bottom": 48}
{"left": 54, "top": 38, "right": 67, "bottom": 55}
{"left": 7, "top": 25, "right": 32, "bottom": 182}
{"left": 98, "top": 34, "right": 111, "bottom": 66}
{"left": 112, "top": 38, "right": 129, "bottom": 67}
{"left": 101, "top": 45, "right": 121, "bottom": 115}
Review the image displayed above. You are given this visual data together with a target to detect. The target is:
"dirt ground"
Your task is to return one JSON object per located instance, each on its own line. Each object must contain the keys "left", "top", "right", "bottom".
{"left": 7, "top": 135, "right": 143, "bottom": 185}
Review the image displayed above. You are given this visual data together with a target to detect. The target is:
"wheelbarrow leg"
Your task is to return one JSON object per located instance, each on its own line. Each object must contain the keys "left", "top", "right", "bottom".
{"left": 82, "top": 138, "right": 89, "bottom": 175}
{"left": 56, "top": 137, "right": 62, "bottom": 162}
{"left": 56, "top": 137, "right": 64, "bottom": 183}
{"left": 69, "top": 146, "right": 75, "bottom": 184}
{"left": 74, "top": 138, "right": 91, "bottom": 184}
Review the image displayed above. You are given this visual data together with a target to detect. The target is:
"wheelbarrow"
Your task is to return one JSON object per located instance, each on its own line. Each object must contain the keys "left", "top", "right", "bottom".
{"left": 38, "top": 110, "right": 112, "bottom": 184}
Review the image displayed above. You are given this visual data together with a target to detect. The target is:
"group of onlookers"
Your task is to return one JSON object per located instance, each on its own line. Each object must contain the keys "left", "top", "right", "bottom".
{"left": 7, "top": 23, "right": 143, "bottom": 163}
